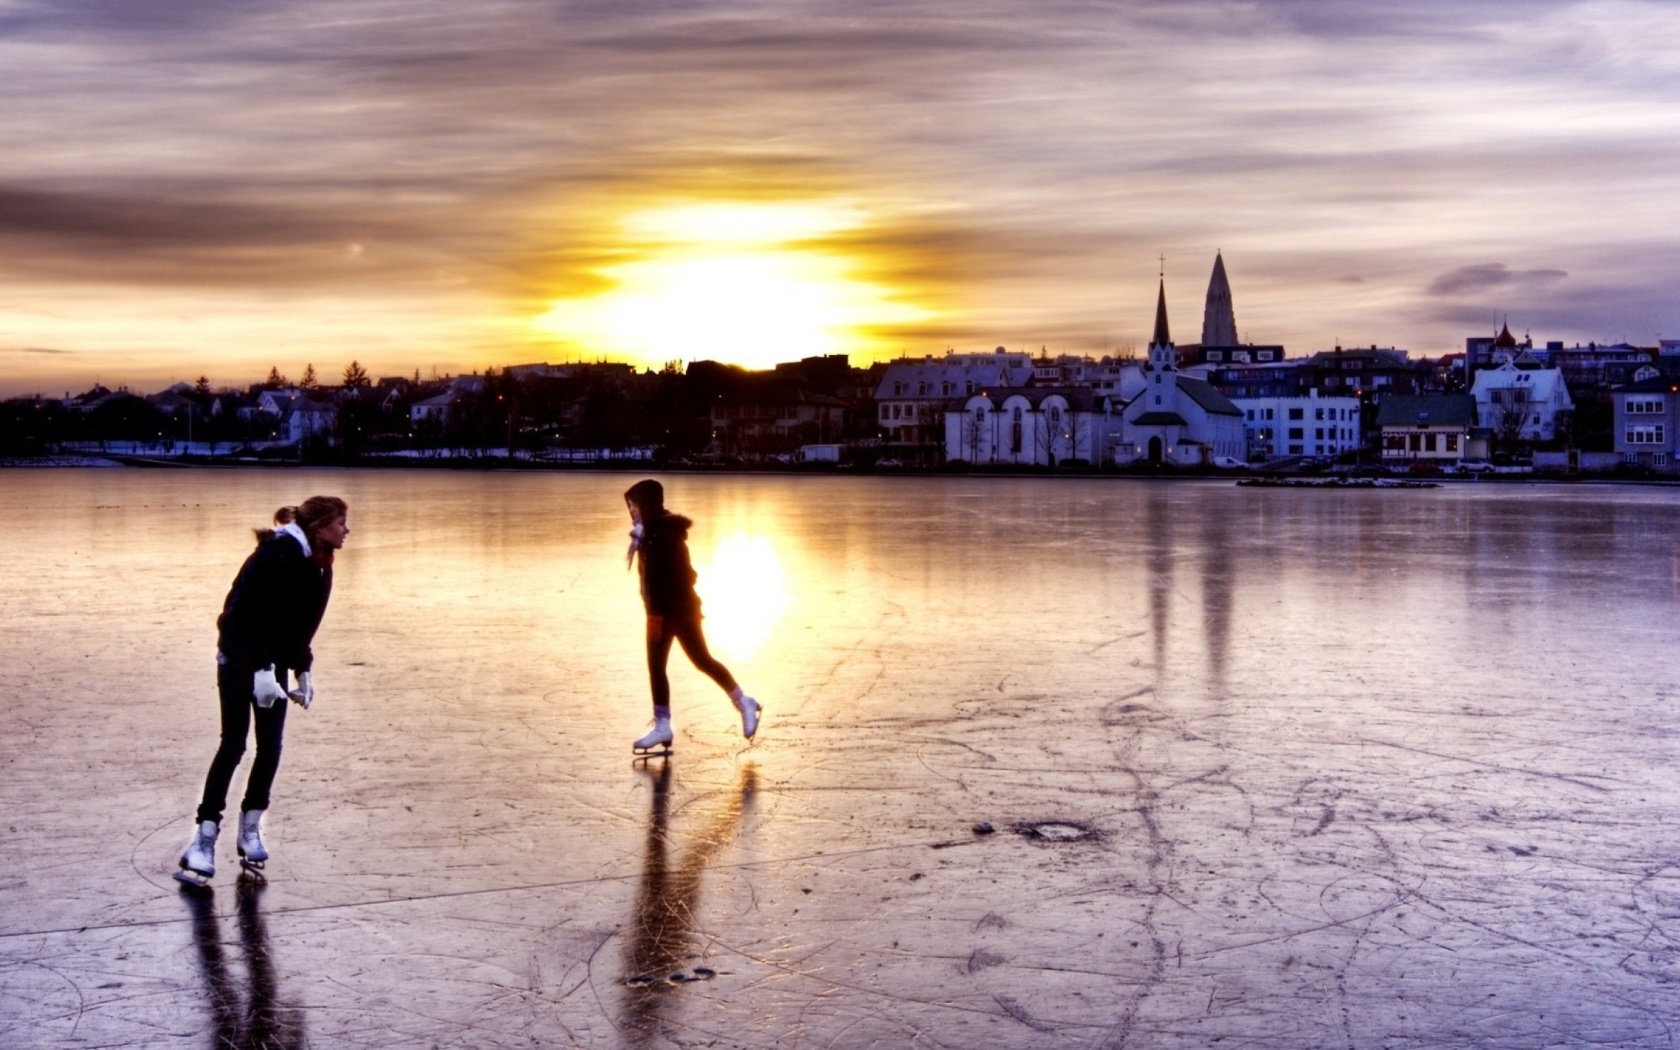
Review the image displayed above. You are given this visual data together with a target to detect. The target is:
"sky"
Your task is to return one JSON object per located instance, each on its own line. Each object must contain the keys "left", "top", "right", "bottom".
{"left": 4, "top": 0, "right": 1680, "bottom": 396}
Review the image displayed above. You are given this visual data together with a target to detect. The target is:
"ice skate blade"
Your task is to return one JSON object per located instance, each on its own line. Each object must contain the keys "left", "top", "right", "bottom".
{"left": 632, "top": 746, "right": 673, "bottom": 761}
{"left": 238, "top": 856, "right": 266, "bottom": 874}
{"left": 173, "top": 868, "right": 212, "bottom": 889}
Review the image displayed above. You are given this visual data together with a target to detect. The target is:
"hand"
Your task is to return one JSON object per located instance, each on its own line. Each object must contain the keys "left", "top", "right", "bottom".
{"left": 626, "top": 523, "right": 643, "bottom": 569}
{"left": 288, "top": 670, "right": 314, "bottom": 710}
{"left": 252, "top": 666, "right": 287, "bottom": 708}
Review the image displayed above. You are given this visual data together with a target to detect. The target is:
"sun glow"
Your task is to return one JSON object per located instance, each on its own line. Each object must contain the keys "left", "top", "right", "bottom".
{"left": 533, "top": 201, "right": 928, "bottom": 370}
{"left": 695, "top": 531, "right": 790, "bottom": 662}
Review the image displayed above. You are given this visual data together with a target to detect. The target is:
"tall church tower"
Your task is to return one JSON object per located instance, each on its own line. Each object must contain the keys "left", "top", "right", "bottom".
{"left": 1144, "top": 279, "right": 1179, "bottom": 408}
{"left": 1201, "top": 252, "right": 1238, "bottom": 347}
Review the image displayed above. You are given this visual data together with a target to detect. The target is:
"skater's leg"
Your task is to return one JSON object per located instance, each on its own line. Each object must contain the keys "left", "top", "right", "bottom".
{"left": 636, "top": 617, "right": 676, "bottom": 752}
{"left": 672, "top": 619, "right": 738, "bottom": 694}
{"left": 646, "top": 616, "right": 677, "bottom": 710}
{"left": 196, "top": 660, "right": 254, "bottom": 825}
{"left": 239, "top": 686, "right": 290, "bottom": 815}
{"left": 674, "top": 619, "right": 760, "bottom": 739}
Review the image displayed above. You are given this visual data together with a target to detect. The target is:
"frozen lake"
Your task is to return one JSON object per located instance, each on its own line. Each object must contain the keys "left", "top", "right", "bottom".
{"left": 4, "top": 469, "right": 1680, "bottom": 1048}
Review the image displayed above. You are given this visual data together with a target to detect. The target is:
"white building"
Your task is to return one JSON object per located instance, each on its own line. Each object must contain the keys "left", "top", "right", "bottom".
{"left": 943, "top": 387, "right": 1115, "bottom": 466}
{"left": 1232, "top": 390, "right": 1362, "bottom": 460}
{"left": 1113, "top": 281, "right": 1247, "bottom": 466}
{"left": 1469, "top": 359, "right": 1573, "bottom": 443}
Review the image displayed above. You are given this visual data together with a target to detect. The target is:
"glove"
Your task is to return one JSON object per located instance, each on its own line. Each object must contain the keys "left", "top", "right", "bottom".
{"left": 626, "top": 523, "right": 643, "bottom": 569}
{"left": 288, "top": 670, "right": 314, "bottom": 710}
{"left": 252, "top": 665, "right": 287, "bottom": 708}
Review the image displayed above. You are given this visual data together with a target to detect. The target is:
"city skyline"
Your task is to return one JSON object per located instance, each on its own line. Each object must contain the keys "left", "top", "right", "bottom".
{"left": 4, "top": 0, "right": 1679, "bottom": 398}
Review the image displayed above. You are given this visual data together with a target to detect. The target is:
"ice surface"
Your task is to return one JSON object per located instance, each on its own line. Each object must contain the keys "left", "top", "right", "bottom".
{"left": 3, "top": 470, "right": 1680, "bottom": 1047}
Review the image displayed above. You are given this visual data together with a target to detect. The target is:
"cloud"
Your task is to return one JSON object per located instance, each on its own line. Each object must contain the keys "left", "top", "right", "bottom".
{"left": 1427, "top": 263, "right": 1569, "bottom": 297}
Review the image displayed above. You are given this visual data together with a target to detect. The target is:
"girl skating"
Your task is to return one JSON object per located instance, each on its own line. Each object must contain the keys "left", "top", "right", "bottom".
{"left": 623, "top": 479, "right": 760, "bottom": 755}
{"left": 176, "top": 496, "right": 349, "bottom": 887}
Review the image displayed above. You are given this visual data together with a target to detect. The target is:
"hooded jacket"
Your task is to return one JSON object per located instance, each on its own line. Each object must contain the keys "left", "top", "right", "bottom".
{"left": 634, "top": 511, "right": 701, "bottom": 619}
{"left": 216, "top": 522, "right": 333, "bottom": 672}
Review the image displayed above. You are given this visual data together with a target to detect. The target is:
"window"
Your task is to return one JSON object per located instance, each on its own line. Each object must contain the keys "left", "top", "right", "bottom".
{"left": 1288, "top": 408, "right": 1304, "bottom": 420}
{"left": 1446, "top": 434, "right": 1459, "bottom": 452}
{"left": 1627, "top": 425, "right": 1666, "bottom": 445}
{"left": 1258, "top": 351, "right": 1274, "bottom": 362}
{"left": 965, "top": 381, "right": 974, "bottom": 395}
{"left": 1315, "top": 408, "right": 1324, "bottom": 420}
{"left": 1288, "top": 427, "right": 1304, "bottom": 440}
{"left": 893, "top": 382, "right": 904, "bottom": 395}
{"left": 1206, "top": 351, "right": 1223, "bottom": 361}
{"left": 1628, "top": 397, "right": 1665, "bottom": 414}
{"left": 1315, "top": 428, "right": 1324, "bottom": 440}
{"left": 880, "top": 404, "right": 890, "bottom": 421}
{"left": 1011, "top": 406, "right": 1023, "bottom": 454}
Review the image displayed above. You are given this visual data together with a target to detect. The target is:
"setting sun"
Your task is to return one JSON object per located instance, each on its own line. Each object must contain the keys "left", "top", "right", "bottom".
{"left": 533, "top": 202, "right": 929, "bottom": 370}
{"left": 694, "top": 530, "right": 791, "bottom": 661}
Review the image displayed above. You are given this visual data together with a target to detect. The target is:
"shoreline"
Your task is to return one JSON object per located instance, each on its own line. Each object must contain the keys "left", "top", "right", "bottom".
{"left": 4, "top": 452, "right": 1675, "bottom": 486}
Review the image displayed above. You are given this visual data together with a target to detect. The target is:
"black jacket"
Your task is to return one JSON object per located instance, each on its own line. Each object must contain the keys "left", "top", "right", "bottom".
{"left": 635, "top": 512, "right": 700, "bottom": 618}
{"left": 216, "top": 529, "right": 333, "bottom": 672}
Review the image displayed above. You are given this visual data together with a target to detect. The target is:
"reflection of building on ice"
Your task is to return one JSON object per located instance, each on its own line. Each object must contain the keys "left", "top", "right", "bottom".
{"left": 1112, "top": 279, "right": 1246, "bottom": 467}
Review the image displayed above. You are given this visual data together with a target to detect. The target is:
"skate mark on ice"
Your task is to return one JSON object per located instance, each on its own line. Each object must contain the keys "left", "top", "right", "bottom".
{"left": 966, "top": 949, "right": 1007, "bottom": 974}
{"left": 992, "top": 992, "right": 1056, "bottom": 1032}
{"left": 1358, "top": 737, "right": 1617, "bottom": 793}
{"left": 1100, "top": 687, "right": 1159, "bottom": 726}
{"left": 1089, "top": 630, "right": 1146, "bottom": 654}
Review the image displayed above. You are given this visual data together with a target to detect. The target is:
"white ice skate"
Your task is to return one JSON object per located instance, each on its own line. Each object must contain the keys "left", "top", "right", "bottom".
{"left": 236, "top": 809, "right": 268, "bottom": 876}
{"left": 732, "top": 691, "right": 761, "bottom": 741}
{"left": 633, "top": 717, "right": 674, "bottom": 757}
{"left": 174, "top": 819, "right": 219, "bottom": 888}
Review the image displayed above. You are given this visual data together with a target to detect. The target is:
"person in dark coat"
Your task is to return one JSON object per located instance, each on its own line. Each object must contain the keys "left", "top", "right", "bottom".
{"left": 176, "top": 496, "right": 349, "bottom": 886}
{"left": 623, "top": 479, "right": 759, "bottom": 753}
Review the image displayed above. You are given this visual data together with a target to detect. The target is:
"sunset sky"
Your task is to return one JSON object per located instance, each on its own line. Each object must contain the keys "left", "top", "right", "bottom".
{"left": 4, "top": 0, "right": 1679, "bottom": 396}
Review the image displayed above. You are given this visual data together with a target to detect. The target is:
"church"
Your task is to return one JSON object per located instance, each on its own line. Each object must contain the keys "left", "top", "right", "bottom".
{"left": 1111, "top": 275, "right": 1247, "bottom": 466}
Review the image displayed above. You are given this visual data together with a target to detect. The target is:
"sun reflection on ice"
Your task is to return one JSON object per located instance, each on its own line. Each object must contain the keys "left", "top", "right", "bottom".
{"left": 695, "top": 532, "right": 790, "bottom": 661}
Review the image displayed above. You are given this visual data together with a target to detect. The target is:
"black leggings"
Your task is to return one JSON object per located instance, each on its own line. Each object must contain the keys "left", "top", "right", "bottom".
{"left": 195, "top": 661, "right": 291, "bottom": 824}
{"left": 646, "top": 614, "right": 737, "bottom": 709}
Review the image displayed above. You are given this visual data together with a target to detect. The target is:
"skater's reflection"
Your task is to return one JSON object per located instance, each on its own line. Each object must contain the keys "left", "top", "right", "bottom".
{"left": 182, "top": 879, "right": 305, "bottom": 1049}
{"left": 621, "top": 760, "right": 757, "bottom": 1044}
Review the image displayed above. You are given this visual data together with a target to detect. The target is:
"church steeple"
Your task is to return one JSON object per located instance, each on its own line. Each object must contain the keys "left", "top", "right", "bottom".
{"left": 1201, "top": 252, "right": 1238, "bottom": 347}
{"left": 1152, "top": 279, "right": 1172, "bottom": 349}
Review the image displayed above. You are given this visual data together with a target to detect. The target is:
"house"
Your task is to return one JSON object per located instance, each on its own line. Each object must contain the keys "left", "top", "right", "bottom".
{"left": 709, "top": 382, "right": 847, "bottom": 456}
{"left": 1112, "top": 281, "right": 1246, "bottom": 466}
{"left": 1375, "top": 395, "right": 1485, "bottom": 465}
{"left": 1613, "top": 375, "right": 1680, "bottom": 471}
{"left": 285, "top": 399, "right": 337, "bottom": 444}
{"left": 943, "top": 386, "right": 1113, "bottom": 466}
{"left": 1298, "top": 346, "right": 1427, "bottom": 398}
{"left": 1231, "top": 390, "right": 1362, "bottom": 460}
{"left": 1469, "top": 359, "right": 1573, "bottom": 445}
{"left": 875, "top": 349, "right": 1036, "bottom": 454}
